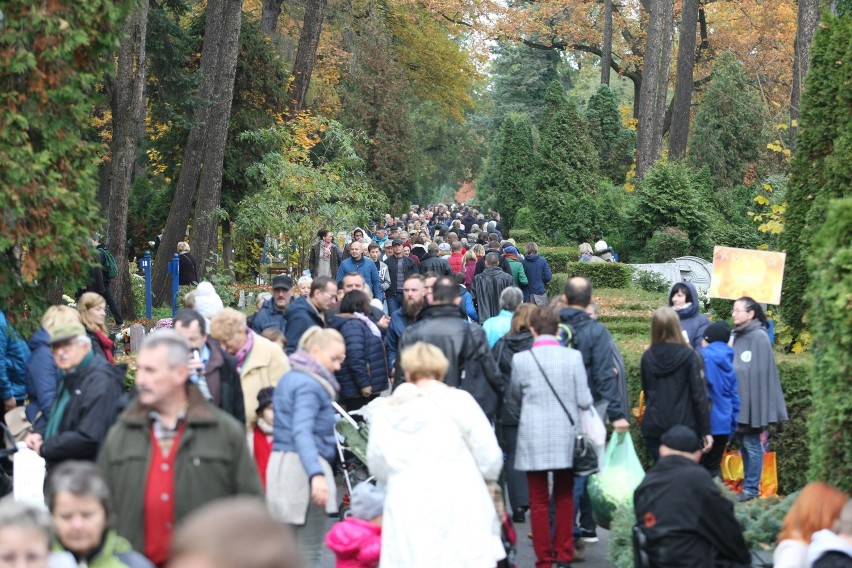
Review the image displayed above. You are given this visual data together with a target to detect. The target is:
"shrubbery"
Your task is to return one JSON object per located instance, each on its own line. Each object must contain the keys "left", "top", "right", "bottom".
{"left": 566, "top": 262, "right": 633, "bottom": 289}
{"left": 633, "top": 269, "right": 671, "bottom": 293}
{"left": 643, "top": 227, "right": 691, "bottom": 262}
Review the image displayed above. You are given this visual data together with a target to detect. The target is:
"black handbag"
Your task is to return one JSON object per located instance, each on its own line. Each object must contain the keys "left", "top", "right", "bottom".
{"left": 530, "top": 351, "right": 599, "bottom": 476}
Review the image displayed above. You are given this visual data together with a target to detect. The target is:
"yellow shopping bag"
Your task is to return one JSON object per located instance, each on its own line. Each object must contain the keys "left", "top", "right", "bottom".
{"left": 721, "top": 450, "right": 744, "bottom": 494}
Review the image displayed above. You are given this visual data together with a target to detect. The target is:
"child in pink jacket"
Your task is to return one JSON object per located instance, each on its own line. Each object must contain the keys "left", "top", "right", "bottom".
{"left": 325, "top": 482, "right": 384, "bottom": 568}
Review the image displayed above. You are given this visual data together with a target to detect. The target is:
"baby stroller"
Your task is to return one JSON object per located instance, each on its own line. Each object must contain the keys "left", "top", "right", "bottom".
{"left": 333, "top": 401, "right": 373, "bottom": 519}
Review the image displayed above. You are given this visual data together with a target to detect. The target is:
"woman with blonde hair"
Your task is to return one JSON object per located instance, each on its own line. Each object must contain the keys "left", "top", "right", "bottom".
{"left": 26, "top": 306, "right": 81, "bottom": 429}
{"left": 368, "top": 342, "right": 505, "bottom": 567}
{"left": 774, "top": 482, "right": 849, "bottom": 568}
{"left": 463, "top": 244, "right": 485, "bottom": 289}
{"left": 640, "top": 307, "right": 711, "bottom": 461}
{"left": 267, "top": 327, "right": 345, "bottom": 567}
{"left": 77, "top": 292, "right": 114, "bottom": 363}
{"left": 177, "top": 241, "right": 198, "bottom": 285}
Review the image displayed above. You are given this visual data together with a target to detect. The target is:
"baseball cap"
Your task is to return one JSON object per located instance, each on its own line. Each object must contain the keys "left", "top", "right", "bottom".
{"left": 272, "top": 275, "right": 293, "bottom": 290}
{"left": 50, "top": 322, "right": 87, "bottom": 345}
{"left": 391, "top": 239, "right": 403, "bottom": 246}
{"left": 661, "top": 425, "right": 702, "bottom": 453}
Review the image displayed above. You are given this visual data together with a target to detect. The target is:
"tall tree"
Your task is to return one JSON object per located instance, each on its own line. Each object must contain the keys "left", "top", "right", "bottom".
{"left": 106, "top": 0, "right": 149, "bottom": 321}
{"left": 151, "top": 0, "right": 243, "bottom": 304}
{"left": 0, "top": 0, "right": 128, "bottom": 321}
{"left": 601, "top": 0, "right": 613, "bottom": 85}
{"left": 668, "top": 0, "right": 700, "bottom": 159}
{"left": 635, "top": 0, "right": 675, "bottom": 178}
{"left": 789, "top": 0, "right": 821, "bottom": 150}
{"left": 493, "top": 113, "right": 536, "bottom": 229}
{"left": 586, "top": 84, "right": 635, "bottom": 184}
{"left": 261, "top": 0, "right": 284, "bottom": 35}
{"left": 288, "top": 0, "right": 328, "bottom": 117}
{"left": 489, "top": 42, "right": 563, "bottom": 128}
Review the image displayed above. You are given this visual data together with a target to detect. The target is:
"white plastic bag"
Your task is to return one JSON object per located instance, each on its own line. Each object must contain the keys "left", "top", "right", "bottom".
{"left": 580, "top": 405, "right": 607, "bottom": 447}
{"left": 13, "top": 442, "right": 46, "bottom": 507}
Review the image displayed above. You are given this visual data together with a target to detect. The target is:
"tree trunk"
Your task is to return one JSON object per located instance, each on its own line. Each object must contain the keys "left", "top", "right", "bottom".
{"left": 601, "top": 0, "right": 613, "bottom": 84}
{"left": 106, "top": 0, "right": 149, "bottom": 321}
{"left": 221, "top": 220, "right": 235, "bottom": 281}
{"left": 150, "top": 0, "right": 239, "bottom": 304}
{"left": 668, "top": 0, "right": 700, "bottom": 159}
{"left": 636, "top": 0, "right": 675, "bottom": 178}
{"left": 261, "top": 0, "right": 284, "bottom": 35}
{"left": 287, "top": 0, "right": 328, "bottom": 117}
{"left": 790, "top": 0, "right": 820, "bottom": 151}
{"left": 190, "top": 0, "right": 242, "bottom": 278}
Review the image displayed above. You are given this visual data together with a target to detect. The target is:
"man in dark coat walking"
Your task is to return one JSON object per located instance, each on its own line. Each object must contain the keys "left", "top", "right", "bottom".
{"left": 471, "top": 253, "right": 513, "bottom": 322}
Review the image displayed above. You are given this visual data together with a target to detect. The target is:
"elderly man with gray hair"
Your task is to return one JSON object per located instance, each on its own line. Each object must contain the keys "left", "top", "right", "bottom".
{"left": 24, "top": 321, "right": 124, "bottom": 468}
{"left": 98, "top": 330, "right": 262, "bottom": 567}
{"left": 482, "top": 287, "right": 524, "bottom": 347}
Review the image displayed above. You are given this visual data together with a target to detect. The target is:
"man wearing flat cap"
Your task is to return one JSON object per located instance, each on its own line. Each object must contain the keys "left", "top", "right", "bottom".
{"left": 24, "top": 321, "right": 124, "bottom": 467}
{"left": 633, "top": 425, "right": 750, "bottom": 568}
{"left": 251, "top": 274, "right": 293, "bottom": 335}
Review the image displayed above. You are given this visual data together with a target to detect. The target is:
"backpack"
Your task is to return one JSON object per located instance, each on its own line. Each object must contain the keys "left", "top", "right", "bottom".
{"left": 557, "top": 322, "right": 578, "bottom": 349}
{"left": 100, "top": 246, "right": 118, "bottom": 279}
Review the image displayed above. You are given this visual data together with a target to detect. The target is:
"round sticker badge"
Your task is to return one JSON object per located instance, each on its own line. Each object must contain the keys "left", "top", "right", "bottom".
{"left": 740, "top": 351, "right": 752, "bottom": 363}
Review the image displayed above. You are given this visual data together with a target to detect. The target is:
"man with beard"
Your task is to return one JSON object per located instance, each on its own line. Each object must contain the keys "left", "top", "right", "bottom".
{"left": 385, "top": 273, "right": 425, "bottom": 372}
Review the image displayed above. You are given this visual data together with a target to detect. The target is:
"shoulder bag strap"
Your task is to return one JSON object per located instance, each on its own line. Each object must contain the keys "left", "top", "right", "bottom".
{"left": 530, "top": 350, "right": 575, "bottom": 427}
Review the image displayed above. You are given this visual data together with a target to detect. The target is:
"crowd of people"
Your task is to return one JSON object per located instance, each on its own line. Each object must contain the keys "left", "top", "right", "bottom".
{"left": 0, "top": 202, "right": 848, "bottom": 568}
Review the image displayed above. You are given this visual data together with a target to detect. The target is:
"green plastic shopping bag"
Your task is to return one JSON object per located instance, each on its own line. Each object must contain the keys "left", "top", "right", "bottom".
{"left": 587, "top": 432, "right": 645, "bottom": 529}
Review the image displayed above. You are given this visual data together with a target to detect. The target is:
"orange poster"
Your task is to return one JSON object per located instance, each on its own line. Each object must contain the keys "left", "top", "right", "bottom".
{"left": 708, "top": 246, "right": 786, "bottom": 304}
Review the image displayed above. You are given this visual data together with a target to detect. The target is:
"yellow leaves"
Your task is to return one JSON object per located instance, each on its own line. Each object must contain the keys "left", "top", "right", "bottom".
{"left": 767, "top": 141, "right": 784, "bottom": 152}
{"left": 758, "top": 219, "right": 784, "bottom": 234}
{"left": 791, "top": 119, "right": 798, "bottom": 127}
{"left": 753, "top": 194, "right": 770, "bottom": 206}
{"left": 620, "top": 104, "right": 638, "bottom": 131}
{"left": 790, "top": 331, "right": 811, "bottom": 354}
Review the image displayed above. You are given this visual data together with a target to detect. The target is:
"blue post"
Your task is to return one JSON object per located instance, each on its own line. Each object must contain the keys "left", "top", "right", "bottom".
{"left": 168, "top": 253, "right": 180, "bottom": 318}
{"left": 139, "top": 251, "right": 153, "bottom": 319}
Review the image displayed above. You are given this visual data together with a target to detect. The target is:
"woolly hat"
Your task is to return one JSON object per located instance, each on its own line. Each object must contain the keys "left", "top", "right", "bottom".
{"left": 438, "top": 242, "right": 451, "bottom": 252}
{"left": 594, "top": 240, "right": 609, "bottom": 253}
{"left": 194, "top": 282, "right": 224, "bottom": 320}
{"left": 350, "top": 482, "right": 385, "bottom": 520}
{"left": 703, "top": 321, "right": 731, "bottom": 344}
{"left": 504, "top": 245, "right": 519, "bottom": 256}
{"left": 661, "top": 425, "right": 702, "bottom": 453}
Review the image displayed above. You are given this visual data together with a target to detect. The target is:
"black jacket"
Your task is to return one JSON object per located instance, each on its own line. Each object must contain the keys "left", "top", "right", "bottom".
{"left": 385, "top": 255, "right": 418, "bottom": 297}
{"left": 640, "top": 343, "right": 710, "bottom": 438}
{"left": 471, "top": 267, "right": 513, "bottom": 322}
{"left": 559, "top": 308, "right": 627, "bottom": 422}
{"left": 418, "top": 254, "right": 453, "bottom": 277}
{"left": 492, "top": 331, "right": 534, "bottom": 425}
{"left": 474, "top": 248, "right": 511, "bottom": 276}
{"left": 38, "top": 354, "right": 124, "bottom": 467}
{"left": 205, "top": 339, "right": 245, "bottom": 424}
{"left": 395, "top": 303, "right": 502, "bottom": 420}
{"left": 634, "top": 455, "right": 751, "bottom": 568}
{"left": 178, "top": 253, "right": 198, "bottom": 285}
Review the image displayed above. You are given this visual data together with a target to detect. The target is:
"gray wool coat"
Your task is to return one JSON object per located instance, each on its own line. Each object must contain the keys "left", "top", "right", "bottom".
{"left": 509, "top": 341, "right": 594, "bottom": 472}
{"left": 731, "top": 321, "right": 788, "bottom": 429}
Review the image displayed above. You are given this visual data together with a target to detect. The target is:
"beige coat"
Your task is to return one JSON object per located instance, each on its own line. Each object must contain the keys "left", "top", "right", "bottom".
{"left": 241, "top": 334, "right": 289, "bottom": 419}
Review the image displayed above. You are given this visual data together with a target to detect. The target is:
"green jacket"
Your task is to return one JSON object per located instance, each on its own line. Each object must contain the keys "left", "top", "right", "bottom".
{"left": 506, "top": 257, "right": 528, "bottom": 288}
{"left": 53, "top": 529, "right": 153, "bottom": 567}
{"left": 98, "top": 385, "right": 263, "bottom": 554}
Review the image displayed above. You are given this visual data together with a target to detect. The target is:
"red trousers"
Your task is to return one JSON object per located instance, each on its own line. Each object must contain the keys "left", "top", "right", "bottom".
{"left": 527, "top": 469, "right": 576, "bottom": 568}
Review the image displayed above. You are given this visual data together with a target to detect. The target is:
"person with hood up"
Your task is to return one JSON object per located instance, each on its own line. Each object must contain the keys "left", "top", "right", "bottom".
{"left": 367, "top": 342, "right": 505, "bottom": 568}
{"left": 668, "top": 281, "right": 710, "bottom": 349}
{"left": 325, "top": 482, "right": 384, "bottom": 568}
{"left": 590, "top": 240, "right": 614, "bottom": 262}
{"left": 698, "top": 321, "right": 740, "bottom": 478}
{"left": 502, "top": 246, "right": 528, "bottom": 289}
{"left": 640, "top": 307, "right": 712, "bottom": 462}
{"left": 730, "top": 297, "right": 787, "bottom": 502}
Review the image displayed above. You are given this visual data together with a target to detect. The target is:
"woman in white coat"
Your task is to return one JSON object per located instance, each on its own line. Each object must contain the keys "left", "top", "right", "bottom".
{"left": 367, "top": 342, "right": 505, "bottom": 568}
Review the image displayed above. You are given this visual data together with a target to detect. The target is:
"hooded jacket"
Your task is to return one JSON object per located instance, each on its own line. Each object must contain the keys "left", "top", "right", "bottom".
{"left": 640, "top": 343, "right": 710, "bottom": 439}
{"left": 325, "top": 518, "right": 382, "bottom": 568}
{"left": 26, "top": 328, "right": 57, "bottom": 428}
{"left": 521, "top": 254, "right": 552, "bottom": 299}
{"left": 731, "top": 321, "right": 787, "bottom": 429}
{"left": 559, "top": 308, "right": 627, "bottom": 422}
{"left": 283, "top": 297, "right": 325, "bottom": 355}
{"left": 700, "top": 342, "right": 740, "bottom": 435}
{"left": 0, "top": 310, "right": 30, "bottom": 402}
{"left": 669, "top": 282, "right": 710, "bottom": 349}
{"left": 471, "top": 266, "right": 513, "bottom": 322}
{"left": 493, "top": 331, "right": 534, "bottom": 425}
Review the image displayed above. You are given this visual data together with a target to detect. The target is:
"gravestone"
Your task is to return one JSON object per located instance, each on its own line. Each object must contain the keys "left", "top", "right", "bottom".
{"left": 129, "top": 323, "right": 145, "bottom": 353}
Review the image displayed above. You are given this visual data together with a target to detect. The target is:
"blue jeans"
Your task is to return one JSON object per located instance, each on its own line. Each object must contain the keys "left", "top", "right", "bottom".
{"left": 573, "top": 474, "right": 595, "bottom": 534}
{"left": 386, "top": 294, "right": 402, "bottom": 317}
{"left": 739, "top": 430, "right": 764, "bottom": 497}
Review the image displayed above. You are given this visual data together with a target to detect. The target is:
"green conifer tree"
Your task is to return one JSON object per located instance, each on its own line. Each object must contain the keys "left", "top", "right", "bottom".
{"left": 688, "top": 53, "right": 767, "bottom": 190}
{"left": 781, "top": 12, "right": 852, "bottom": 333}
{"left": 493, "top": 113, "right": 536, "bottom": 229}
{"left": 585, "top": 84, "right": 635, "bottom": 184}
{"left": 529, "top": 82, "right": 600, "bottom": 241}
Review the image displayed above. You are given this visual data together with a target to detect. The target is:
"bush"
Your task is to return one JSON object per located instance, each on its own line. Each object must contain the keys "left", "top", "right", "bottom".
{"left": 633, "top": 270, "right": 670, "bottom": 293}
{"left": 537, "top": 247, "right": 577, "bottom": 271}
{"left": 566, "top": 262, "right": 633, "bottom": 289}
{"left": 643, "top": 227, "right": 691, "bottom": 262}
{"left": 508, "top": 228, "right": 535, "bottom": 245}
{"left": 513, "top": 207, "right": 534, "bottom": 230}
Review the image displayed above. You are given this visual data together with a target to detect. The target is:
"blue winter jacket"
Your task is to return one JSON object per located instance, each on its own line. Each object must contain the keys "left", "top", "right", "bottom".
{"left": 250, "top": 299, "right": 287, "bottom": 335}
{"left": 521, "top": 254, "right": 553, "bottom": 300}
{"left": 0, "top": 311, "right": 30, "bottom": 402}
{"left": 283, "top": 297, "right": 325, "bottom": 355}
{"left": 336, "top": 256, "right": 384, "bottom": 302}
{"left": 26, "top": 328, "right": 58, "bottom": 428}
{"left": 329, "top": 315, "right": 390, "bottom": 398}
{"left": 700, "top": 341, "right": 740, "bottom": 435}
{"left": 272, "top": 367, "right": 337, "bottom": 479}
{"left": 460, "top": 288, "right": 478, "bottom": 322}
{"left": 669, "top": 281, "right": 710, "bottom": 349}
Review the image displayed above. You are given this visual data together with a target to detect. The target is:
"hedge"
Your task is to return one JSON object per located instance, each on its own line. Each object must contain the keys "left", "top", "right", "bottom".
{"left": 537, "top": 246, "right": 576, "bottom": 271}
{"left": 507, "top": 228, "right": 535, "bottom": 245}
{"left": 622, "top": 352, "right": 813, "bottom": 494}
{"left": 567, "top": 262, "right": 633, "bottom": 289}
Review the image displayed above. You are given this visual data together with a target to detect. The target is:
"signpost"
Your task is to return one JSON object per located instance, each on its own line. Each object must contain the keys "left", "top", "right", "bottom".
{"left": 138, "top": 251, "right": 152, "bottom": 319}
